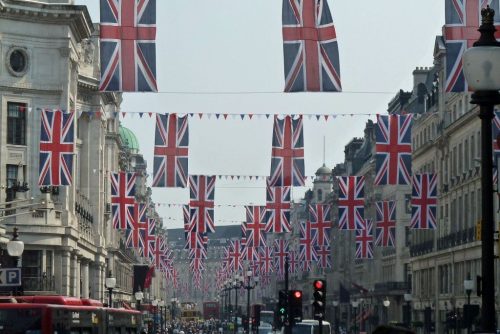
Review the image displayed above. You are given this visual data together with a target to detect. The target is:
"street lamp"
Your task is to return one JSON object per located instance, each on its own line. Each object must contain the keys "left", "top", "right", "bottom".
{"left": 462, "top": 6, "right": 500, "bottom": 333}
{"left": 233, "top": 275, "right": 244, "bottom": 334}
{"left": 383, "top": 298, "right": 390, "bottom": 325}
{"left": 244, "top": 270, "right": 259, "bottom": 333}
{"left": 159, "top": 299, "right": 165, "bottom": 333}
{"left": 171, "top": 297, "right": 178, "bottom": 321}
{"left": 152, "top": 298, "right": 158, "bottom": 334}
{"left": 7, "top": 227, "right": 24, "bottom": 267}
{"left": 105, "top": 270, "right": 116, "bottom": 308}
{"left": 464, "top": 275, "right": 474, "bottom": 334}
{"left": 332, "top": 300, "right": 339, "bottom": 334}
{"left": 135, "top": 287, "right": 144, "bottom": 311}
{"left": 403, "top": 293, "right": 412, "bottom": 328}
{"left": 351, "top": 300, "right": 359, "bottom": 334}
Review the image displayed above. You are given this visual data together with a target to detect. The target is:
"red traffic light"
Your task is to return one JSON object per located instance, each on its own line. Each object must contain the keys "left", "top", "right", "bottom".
{"left": 313, "top": 280, "right": 324, "bottom": 290}
{"left": 293, "top": 290, "right": 302, "bottom": 299}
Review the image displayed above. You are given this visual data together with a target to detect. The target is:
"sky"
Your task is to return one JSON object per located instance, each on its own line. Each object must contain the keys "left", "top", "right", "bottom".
{"left": 76, "top": 0, "right": 445, "bottom": 230}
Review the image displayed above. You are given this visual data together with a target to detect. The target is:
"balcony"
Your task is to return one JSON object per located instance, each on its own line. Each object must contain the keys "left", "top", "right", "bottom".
{"left": 437, "top": 226, "right": 476, "bottom": 250}
{"left": 409, "top": 240, "right": 434, "bottom": 257}
{"left": 22, "top": 275, "right": 56, "bottom": 294}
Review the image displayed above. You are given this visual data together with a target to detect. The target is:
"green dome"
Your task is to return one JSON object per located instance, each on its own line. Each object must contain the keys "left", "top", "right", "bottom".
{"left": 119, "top": 126, "right": 139, "bottom": 152}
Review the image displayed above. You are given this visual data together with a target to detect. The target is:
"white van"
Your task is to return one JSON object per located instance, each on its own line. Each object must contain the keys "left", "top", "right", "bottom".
{"left": 282, "top": 320, "right": 332, "bottom": 334}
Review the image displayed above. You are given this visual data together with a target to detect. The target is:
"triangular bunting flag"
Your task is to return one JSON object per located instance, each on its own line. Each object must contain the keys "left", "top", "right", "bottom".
{"left": 265, "top": 114, "right": 270, "bottom": 119}
{"left": 215, "top": 114, "right": 220, "bottom": 119}
{"left": 240, "top": 114, "right": 245, "bottom": 120}
{"left": 198, "top": 113, "right": 203, "bottom": 119}
{"left": 249, "top": 114, "right": 253, "bottom": 119}
{"left": 223, "top": 114, "right": 228, "bottom": 120}
{"left": 148, "top": 112, "right": 153, "bottom": 117}
{"left": 189, "top": 113, "right": 194, "bottom": 118}
{"left": 324, "top": 115, "right": 329, "bottom": 121}
{"left": 121, "top": 112, "right": 126, "bottom": 118}
{"left": 139, "top": 112, "right": 144, "bottom": 118}
{"left": 316, "top": 115, "right": 321, "bottom": 121}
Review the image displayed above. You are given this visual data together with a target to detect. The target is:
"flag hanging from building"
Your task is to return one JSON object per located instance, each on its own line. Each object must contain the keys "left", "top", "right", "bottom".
{"left": 99, "top": 0, "right": 157, "bottom": 92}
{"left": 309, "top": 204, "right": 332, "bottom": 246}
{"left": 245, "top": 206, "right": 267, "bottom": 247}
{"left": 411, "top": 174, "right": 438, "bottom": 229}
{"left": 443, "top": 0, "right": 500, "bottom": 92}
{"left": 152, "top": 114, "right": 189, "bottom": 188}
{"left": 268, "top": 115, "right": 305, "bottom": 187}
{"left": 140, "top": 218, "right": 156, "bottom": 258}
{"left": 229, "top": 239, "right": 243, "bottom": 273}
{"left": 288, "top": 250, "right": 299, "bottom": 273}
{"left": 39, "top": 109, "right": 75, "bottom": 186}
{"left": 355, "top": 219, "right": 374, "bottom": 259}
{"left": 282, "top": 0, "right": 341, "bottom": 92}
{"left": 315, "top": 245, "right": 331, "bottom": 268}
{"left": 189, "top": 175, "right": 216, "bottom": 234}
{"left": 375, "top": 114, "right": 413, "bottom": 185}
{"left": 111, "top": 172, "right": 136, "bottom": 230}
{"left": 338, "top": 176, "right": 365, "bottom": 230}
{"left": 265, "top": 185, "right": 292, "bottom": 233}
{"left": 149, "top": 235, "right": 166, "bottom": 268}
{"left": 126, "top": 202, "right": 148, "bottom": 249}
{"left": 299, "top": 221, "right": 318, "bottom": 269}
{"left": 274, "top": 238, "right": 289, "bottom": 275}
{"left": 259, "top": 246, "right": 274, "bottom": 275}
{"left": 375, "top": 201, "right": 396, "bottom": 247}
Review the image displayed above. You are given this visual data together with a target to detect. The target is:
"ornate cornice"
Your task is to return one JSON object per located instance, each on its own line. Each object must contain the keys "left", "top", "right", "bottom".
{"left": 0, "top": 0, "right": 94, "bottom": 42}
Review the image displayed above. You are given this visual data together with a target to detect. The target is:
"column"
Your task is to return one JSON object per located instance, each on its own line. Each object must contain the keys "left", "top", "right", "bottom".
{"left": 81, "top": 260, "right": 90, "bottom": 298}
{"left": 71, "top": 250, "right": 80, "bottom": 297}
{"left": 60, "top": 247, "right": 72, "bottom": 296}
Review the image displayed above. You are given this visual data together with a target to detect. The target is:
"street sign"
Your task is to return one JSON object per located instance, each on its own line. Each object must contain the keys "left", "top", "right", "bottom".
{"left": 0, "top": 268, "right": 21, "bottom": 286}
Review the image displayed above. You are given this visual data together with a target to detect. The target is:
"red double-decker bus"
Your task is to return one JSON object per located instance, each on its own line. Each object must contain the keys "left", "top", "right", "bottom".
{"left": 203, "top": 301, "right": 220, "bottom": 320}
{"left": 0, "top": 295, "right": 141, "bottom": 334}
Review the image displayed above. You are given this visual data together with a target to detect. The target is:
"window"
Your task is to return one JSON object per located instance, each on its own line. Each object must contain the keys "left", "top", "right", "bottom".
{"left": 317, "top": 189, "right": 323, "bottom": 202}
{"left": 22, "top": 250, "right": 42, "bottom": 278}
{"left": 6, "top": 164, "right": 18, "bottom": 202}
{"left": 7, "top": 47, "right": 29, "bottom": 77}
{"left": 7, "top": 102, "right": 26, "bottom": 145}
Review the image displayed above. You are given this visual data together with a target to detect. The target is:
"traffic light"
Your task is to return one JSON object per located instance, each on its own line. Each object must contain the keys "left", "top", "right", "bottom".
{"left": 253, "top": 304, "right": 261, "bottom": 330}
{"left": 277, "top": 289, "right": 288, "bottom": 324}
{"left": 289, "top": 290, "right": 303, "bottom": 324}
{"left": 313, "top": 279, "right": 326, "bottom": 320}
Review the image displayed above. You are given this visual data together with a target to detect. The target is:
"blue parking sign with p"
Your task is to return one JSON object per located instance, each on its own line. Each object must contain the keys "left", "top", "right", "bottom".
{"left": 0, "top": 268, "right": 21, "bottom": 286}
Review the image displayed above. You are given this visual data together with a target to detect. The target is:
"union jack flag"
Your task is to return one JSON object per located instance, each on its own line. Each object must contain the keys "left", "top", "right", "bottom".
{"left": 265, "top": 185, "right": 292, "bottom": 233}
{"left": 282, "top": 0, "right": 341, "bottom": 92}
{"left": 39, "top": 109, "right": 75, "bottom": 186}
{"left": 153, "top": 114, "right": 188, "bottom": 188}
{"left": 411, "top": 174, "right": 438, "bottom": 229}
{"left": 299, "top": 221, "right": 318, "bottom": 268}
{"left": 375, "top": 201, "right": 396, "bottom": 247}
{"left": 189, "top": 247, "right": 207, "bottom": 261}
{"left": 140, "top": 218, "right": 155, "bottom": 258}
{"left": 99, "top": 0, "right": 157, "bottom": 92}
{"left": 444, "top": 0, "right": 500, "bottom": 92}
{"left": 125, "top": 202, "right": 148, "bottom": 249}
{"left": 189, "top": 175, "right": 216, "bottom": 234}
{"left": 338, "top": 176, "right": 365, "bottom": 230}
{"left": 309, "top": 204, "right": 332, "bottom": 246}
{"left": 315, "top": 245, "right": 331, "bottom": 268}
{"left": 229, "top": 240, "right": 243, "bottom": 273}
{"left": 185, "top": 231, "right": 206, "bottom": 250}
{"left": 111, "top": 172, "right": 136, "bottom": 230}
{"left": 375, "top": 114, "right": 413, "bottom": 185}
{"left": 245, "top": 206, "right": 267, "bottom": 247}
{"left": 243, "top": 246, "right": 260, "bottom": 263}
{"left": 355, "top": 219, "right": 374, "bottom": 259}
{"left": 288, "top": 250, "right": 299, "bottom": 273}
{"left": 149, "top": 235, "right": 166, "bottom": 268}
{"left": 269, "top": 116, "right": 305, "bottom": 187}
{"left": 493, "top": 110, "right": 500, "bottom": 184}
{"left": 259, "top": 246, "right": 274, "bottom": 275}
{"left": 274, "top": 239, "right": 289, "bottom": 275}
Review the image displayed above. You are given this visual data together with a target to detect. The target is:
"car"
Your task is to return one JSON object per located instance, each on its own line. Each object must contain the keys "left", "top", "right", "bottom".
{"left": 258, "top": 321, "right": 274, "bottom": 334}
{"left": 280, "top": 320, "right": 332, "bottom": 334}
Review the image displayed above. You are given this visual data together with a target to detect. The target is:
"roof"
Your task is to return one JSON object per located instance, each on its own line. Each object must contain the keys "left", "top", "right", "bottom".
{"left": 119, "top": 126, "right": 139, "bottom": 152}
{"left": 315, "top": 164, "right": 331, "bottom": 175}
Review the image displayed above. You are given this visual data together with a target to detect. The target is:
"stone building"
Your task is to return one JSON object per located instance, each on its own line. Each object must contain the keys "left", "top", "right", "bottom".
{"left": 0, "top": 0, "right": 166, "bottom": 306}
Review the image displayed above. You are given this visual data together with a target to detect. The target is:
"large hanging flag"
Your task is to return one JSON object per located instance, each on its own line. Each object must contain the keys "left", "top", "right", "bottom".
{"left": 259, "top": 246, "right": 274, "bottom": 275}
{"left": 299, "top": 221, "right": 317, "bottom": 269}
{"left": 444, "top": 0, "right": 500, "bottom": 92}
{"left": 152, "top": 114, "right": 189, "bottom": 188}
{"left": 111, "top": 172, "right": 137, "bottom": 230}
{"left": 288, "top": 250, "right": 299, "bottom": 273}
{"left": 274, "top": 239, "right": 289, "bottom": 275}
{"left": 315, "top": 245, "right": 331, "bottom": 269}
{"left": 411, "top": 174, "right": 438, "bottom": 229}
{"left": 309, "top": 204, "right": 332, "bottom": 246}
{"left": 99, "top": 0, "right": 157, "bottom": 92}
{"left": 126, "top": 202, "right": 148, "bottom": 249}
{"left": 140, "top": 218, "right": 156, "bottom": 258}
{"left": 375, "top": 201, "right": 396, "bottom": 247}
{"left": 189, "top": 175, "right": 216, "bottom": 234}
{"left": 355, "top": 219, "right": 374, "bottom": 259}
{"left": 229, "top": 239, "right": 243, "bottom": 272}
{"left": 375, "top": 114, "right": 413, "bottom": 185}
{"left": 338, "top": 176, "right": 365, "bottom": 230}
{"left": 39, "top": 109, "right": 75, "bottom": 186}
{"left": 282, "top": 0, "right": 341, "bottom": 92}
{"left": 269, "top": 115, "right": 305, "bottom": 187}
{"left": 265, "top": 185, "right": 292, "bottom": 233}
{"left": 149, "top": 235, "right": 166, "bottom": 268}
{"left": 245, "top": 206, "right": 267, "bottom": 247}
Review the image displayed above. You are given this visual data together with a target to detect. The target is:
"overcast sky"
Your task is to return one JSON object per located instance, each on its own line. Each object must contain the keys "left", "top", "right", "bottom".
{"left": 76, "top": 0, "right": 445, "bottom": 229}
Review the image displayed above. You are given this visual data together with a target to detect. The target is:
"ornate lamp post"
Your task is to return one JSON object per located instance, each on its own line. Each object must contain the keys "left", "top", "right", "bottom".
{"left": 233, "top": 275, "right": 244, "bottom": 334}
{"left": 403, "top": 293, "right": 412, "bottom": 328}
{"left": 244, "top": 270, "right": 259, "bottom": 333}
{"left": 7, "top": 228, "right": 24, "bottom": 295}
{"left": 464, "top": 275, "right": 474, "bottom": 334}
{"left": 462, "top": 5, "right": 500, "bottom": 333}
{"left": 105, "top": 270, "right": 116, "bottom": 308}
{"left": 383, "top": 298, "right": 390, "bottom": 325}
{"left": 351, "top": 300, "right": 359, "bottom": 334}
{"left": 332, "top": 300, "right": 339, "bottom": 334}
{"left": 135, "top": 287, "right": 144, "bottom": 311}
